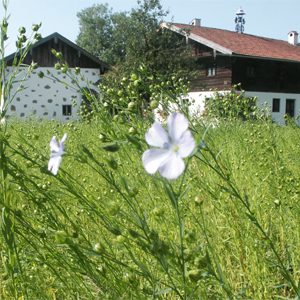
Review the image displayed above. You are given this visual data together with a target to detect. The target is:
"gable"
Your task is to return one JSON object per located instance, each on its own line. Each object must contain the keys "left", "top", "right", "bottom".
{"left": 5, "top": 32, "right": 108, "bottom": 73}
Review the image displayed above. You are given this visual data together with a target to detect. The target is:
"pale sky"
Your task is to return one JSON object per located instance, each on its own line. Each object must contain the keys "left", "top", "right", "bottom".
{"left": 2, "top": 0, "right": 300, "bottom": 55}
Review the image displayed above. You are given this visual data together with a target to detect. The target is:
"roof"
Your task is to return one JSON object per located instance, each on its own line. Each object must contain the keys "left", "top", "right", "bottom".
{"left": 162, "top": 22, "right": 300, "bottom": 63}
{"left": 5, "top": 32, "right": 109, "bottom": 69}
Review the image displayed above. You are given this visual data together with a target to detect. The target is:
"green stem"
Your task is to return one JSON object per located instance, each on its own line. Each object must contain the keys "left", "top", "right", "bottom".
{"left": 198, "top": 145, "right": 300, "bottom": 296}
{"left": 174, "top": 198, "right": 186, "bottom": 300}
{"left": 165, "top": 180, "right": 186, "bottom": 299}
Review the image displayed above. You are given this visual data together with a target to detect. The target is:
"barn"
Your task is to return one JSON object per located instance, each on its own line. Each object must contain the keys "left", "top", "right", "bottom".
{"left": 5, "top": 32, "right": 108, "bottom": 121}
{"left": 162, "top": 21, "right": 300, "bottom": 124}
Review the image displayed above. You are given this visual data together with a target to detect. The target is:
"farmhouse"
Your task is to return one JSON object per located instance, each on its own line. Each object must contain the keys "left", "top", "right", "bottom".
{"left": 162, "top": 20, "right": 300, "bottom": 124}
{"left": 5, "top": 32, "right": 108, "bottom": 121}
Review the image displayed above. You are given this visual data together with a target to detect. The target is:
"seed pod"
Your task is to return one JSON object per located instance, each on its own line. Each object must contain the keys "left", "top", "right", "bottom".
{"left": 187, "top": 269, "right": 202, "bottom": 282}
{"left": 18, "top": 26, "right": 26, "bottom": 34}
{"left": 102, "top": 143, "right": 120, "bottom": 152}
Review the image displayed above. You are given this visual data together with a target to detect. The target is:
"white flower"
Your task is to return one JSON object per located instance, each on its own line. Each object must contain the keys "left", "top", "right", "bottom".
{"left": 142, "top": 112, "right": 195, "bottom": 180}
{"left": 48, "top": 133, "right": 67, "bottom": 175}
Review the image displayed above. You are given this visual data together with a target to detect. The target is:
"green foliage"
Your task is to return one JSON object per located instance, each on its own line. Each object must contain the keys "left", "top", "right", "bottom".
{"left": 76, "top": 0, "right": 199, "bottom": 119}
{"left": 2, "top": 2, "right": 300, "bottom": 298}
{"left": 0, "top": 3, "right": 42, "bottom": 122}
{"left": 0, "top": 2, "right": 43, "bottom": 298}
{"left": 76, "top": 3, "right": 115, "bottom": 63}
{"left": 99, "top": 64, "right": 190, "bottom": 119}
{"left": 76, "top": 0, "right": 166, "bottom": 65}
{"left": 76, "top": 0, "right": 198, "bottom": 79}
{"left": 204, "top": 85, "right": 259, "bottom": 121}
{"left": 1, "top": 117, "right": 300, "bottom": 299}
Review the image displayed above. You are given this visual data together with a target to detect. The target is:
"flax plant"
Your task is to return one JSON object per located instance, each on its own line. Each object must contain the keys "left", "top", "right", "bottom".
{"left": 0, "top": 1, "right": 42, "bottom": 297}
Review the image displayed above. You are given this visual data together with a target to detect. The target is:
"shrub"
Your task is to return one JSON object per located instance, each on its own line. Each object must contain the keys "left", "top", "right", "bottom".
{"left": 204, "top": 84, "right": 258, "bottom": 121}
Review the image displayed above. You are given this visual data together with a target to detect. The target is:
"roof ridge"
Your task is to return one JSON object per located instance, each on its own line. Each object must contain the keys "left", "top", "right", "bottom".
{"left": 164, "top": 22, "right": 300, "bottom": 63}
{"left": 169, "top": 22, "right": 291, "bottom": 44}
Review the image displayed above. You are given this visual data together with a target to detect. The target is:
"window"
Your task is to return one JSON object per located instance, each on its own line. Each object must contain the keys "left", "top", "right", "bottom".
{"left": 272, "top": 98, "right": 280, "bottom": 112}
{"left": 206, "top": 66, "right": 216, "bottom": 77}
{"left": 246, "top": 66, "right": 255, "bottom": 78}
{"left": 62, "top": 105, "right": 72, "bottom": 116}
{"left": 286, "top": 99, "right": 295, "bottom": 117}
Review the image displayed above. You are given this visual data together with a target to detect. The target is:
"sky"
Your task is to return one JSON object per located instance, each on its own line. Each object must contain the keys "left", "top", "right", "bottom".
{"left": 2, "top": 0, "right": 300, "bottom": 55}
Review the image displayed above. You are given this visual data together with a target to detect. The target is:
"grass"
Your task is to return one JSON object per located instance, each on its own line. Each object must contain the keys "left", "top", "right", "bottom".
{"left": 0, "top": 115, "right": 300, "bottom": 299}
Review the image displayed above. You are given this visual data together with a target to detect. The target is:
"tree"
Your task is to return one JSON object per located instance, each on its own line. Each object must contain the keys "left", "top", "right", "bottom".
{"left": 76, "top": 0, "right": 197, "bottom": 77}
{"left": 76, "top": 0, "right": 199, "bottom": 118}
{"left": 76, "top": 4, "right": 114, "bottom": 63}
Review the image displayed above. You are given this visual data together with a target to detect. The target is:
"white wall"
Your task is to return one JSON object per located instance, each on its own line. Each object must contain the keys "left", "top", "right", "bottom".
{"left": 245, "top": 91, "right": 300, "bottom": 125}
{"left": 5, "top": 66, "right": 100, "bottom": 122}
{"left": 187, "top": 90, "right": 300, "bottom": 125}
{"left": 187, "top": 90, "right": 227, "bottom": 117}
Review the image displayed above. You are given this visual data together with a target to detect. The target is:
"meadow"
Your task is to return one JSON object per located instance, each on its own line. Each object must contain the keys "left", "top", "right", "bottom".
{"left": 0, "top": 113, "right": 300, "bottom": 299}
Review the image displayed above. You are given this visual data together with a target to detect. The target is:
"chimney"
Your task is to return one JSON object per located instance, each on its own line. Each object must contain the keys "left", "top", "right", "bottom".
{"left": 191, "top": 18, "right": 201, "bottom": 27}
{"left": 288, "top": 31, "right": 298, "bottom": 45}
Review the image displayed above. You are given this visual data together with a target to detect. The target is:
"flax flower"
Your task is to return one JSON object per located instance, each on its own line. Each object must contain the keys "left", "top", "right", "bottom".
{"left": 142, "top": 112, "right": 195, "bottom": 180}
{"left": 48, "top": 133, "right": 67, "bottom": 175}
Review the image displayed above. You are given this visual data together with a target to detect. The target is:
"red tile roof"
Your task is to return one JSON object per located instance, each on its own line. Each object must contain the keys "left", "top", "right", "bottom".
{"left": 169, "top": 23, "right": 300, "bottom": 63}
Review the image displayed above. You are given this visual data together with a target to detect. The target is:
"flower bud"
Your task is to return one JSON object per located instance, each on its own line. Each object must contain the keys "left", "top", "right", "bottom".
{"left": 31, "top": 61, "right": 38, "bottom": 70}
{"left": 55, "top": 52, "right": 63, "bottom": 60}
{"left": 18, "top": 26, "right": 26, "bottom": 34}
{"left": 19, "top": 34, "right": 27, "bottom": 43}
{"left": 75, "top": 67, "right": 80, "bottom": 75}
{"left": 34, "top": 33, "right": 42, "bottom": 41}
{"left": 54, "top": 230, "right": 68, "bottom": 244}
{"left": 2, "top": 19, "right": 8, "bottom": 28}
{"left": 32, "top": 23, "right": 41, "bottom": 31}
{"left": 187, "top": 269, "right": 202, "bottom": 282}
{"left": 274, "top": 199, "right": 281, "bottom": 206}
{"left": 54, "top": 63, "right": 61, "bottom": 70}
{"left": 94, "top": 242, "right": 105, "bottom": 253}
{"left": 133, "top": 79, "right": 140, "bottom": 86}
{"left": 194, "top": 196, "right": 204, "bottom": 206}
{"left": 99, "top": 133, "right": 107, "bottom": 142}
{"left": 150, "top": 100, "right": 158, "bottom": 109}
{"left": 128, "top": 101, "right": 135, "bottom": 110}
{"left": 130, "top": 73, "right": 138, "bottom": 81}
{"left": 128, "top": 127, "right": 137, "bottom": 134}
{"left": 115, "top": 235, "right": 125, "bottom": 244}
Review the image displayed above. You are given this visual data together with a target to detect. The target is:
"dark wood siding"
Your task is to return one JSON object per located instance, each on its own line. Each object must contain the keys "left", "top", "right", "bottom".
{"left": 191, "top": 41, "right": 215, "bottom": 57}
{"left": 232, "top": 57, "right": 300, "bottom": 93}
{"left": 7, "top": 38, "right": 102, "bottom": 70}
{"left": 190, "top": 56, "right": 232, "bottom": 92}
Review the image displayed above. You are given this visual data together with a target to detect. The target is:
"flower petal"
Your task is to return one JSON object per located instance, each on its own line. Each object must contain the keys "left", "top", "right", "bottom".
{"left": 48, "top": 155, "right": 62, "bottom": 175}
{"left": 178, "top": 130, "right": 195, "bottom": 158}
{"left": 145, "top": 122, "right": 169, "bottom": 148}
{"left": 60, "top": 133, "right": 67, "bottom": 145}
{"left": 50, "top": 136, "right": 60, "bottom": 152}
{"left": 142, "top": 148, "right": 172, "bottom": 174}
{"left": 167, "top": 112, "right": 189, "bottom": 142}
{"left": 158, "top": 153, "right": 185, "bottom": 180}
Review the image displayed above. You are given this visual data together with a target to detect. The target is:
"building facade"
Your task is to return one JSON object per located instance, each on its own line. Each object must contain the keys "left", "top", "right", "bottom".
{"left": 162, "top": 22, "right": 300, "bottom": 124}
{"left": 5, "top": 32, "right": 108, "bottom": 121}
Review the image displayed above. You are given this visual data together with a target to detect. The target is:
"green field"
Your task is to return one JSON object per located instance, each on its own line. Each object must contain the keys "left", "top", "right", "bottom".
{"left": 0, "top": 115, "right": 300, "bottom": 299}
